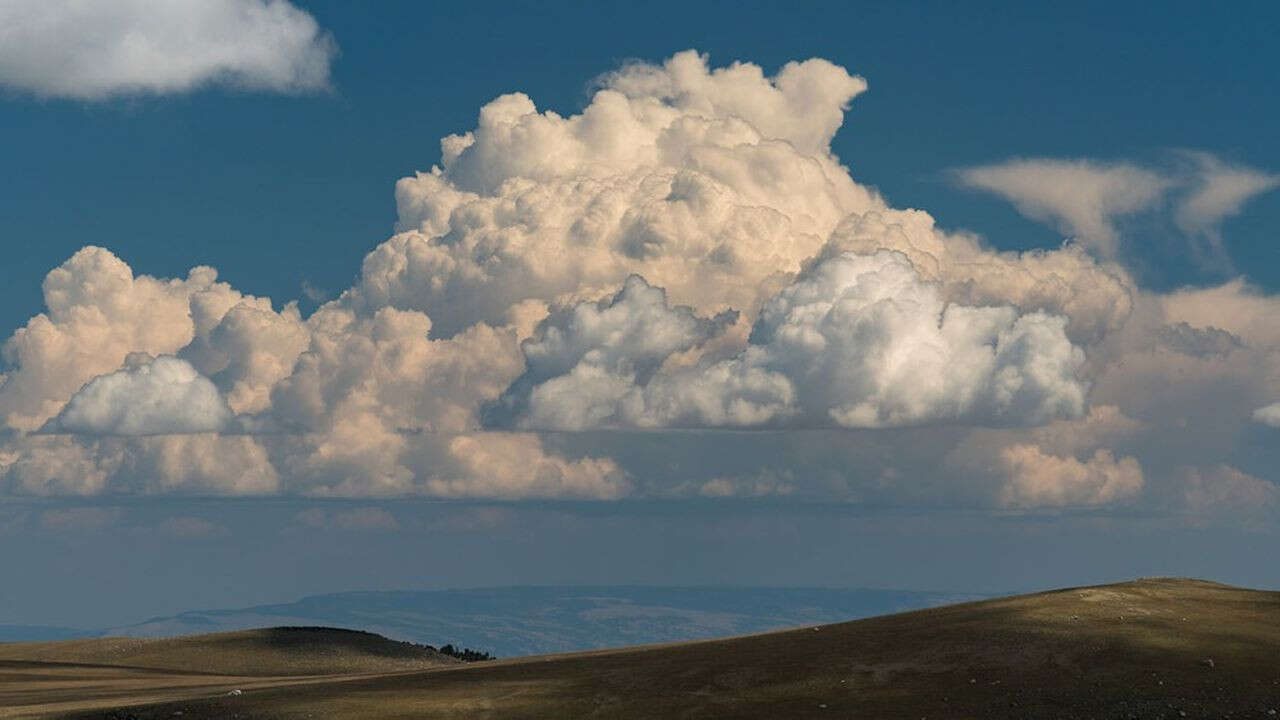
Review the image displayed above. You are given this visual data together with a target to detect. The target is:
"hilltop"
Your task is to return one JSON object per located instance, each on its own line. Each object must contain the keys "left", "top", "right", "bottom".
{"left": 5, "top": 578, "right": 1279, "bottom": 719}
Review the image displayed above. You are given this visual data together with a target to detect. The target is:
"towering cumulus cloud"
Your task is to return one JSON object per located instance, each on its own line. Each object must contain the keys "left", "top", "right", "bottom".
{"left": 1, "top": 51, "right": 1278, "bottom": 515}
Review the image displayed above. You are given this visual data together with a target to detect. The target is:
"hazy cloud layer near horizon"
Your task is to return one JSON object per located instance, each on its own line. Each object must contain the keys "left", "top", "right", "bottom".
{"left": 0, "top": 50, "right": 1278, "bottom": 524}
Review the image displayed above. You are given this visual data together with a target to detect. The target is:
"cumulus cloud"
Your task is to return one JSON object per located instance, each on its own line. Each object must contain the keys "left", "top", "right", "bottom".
{"left": 488, "top": 275, "right": 736, "bottom": 430}
{"left": 944, "top": 405, "right": 1145, "bottom": 509}
{"left": 0, "top": 436, "right": 122, "bottom": 495}
{"left": 1170, "top": 465, "right": 1279, "bottom": 521}
{"left": 502, "top": 250, "right": 1087, "bottom": 430}
{"left": 995, "top": 445, "right": 1144, "bottom": 509}
{"left": 424, "top": 433, "right": 630, "bottom": 500}
{"left": 741, "top": 250, "right": 1087, "bottom": 428}
{"left": 697, "top": 471, "right": 796, "bottom": 499}
{"left": 0, "top": 51, "right": 1277, "bottom": 516}
{"left": 0, "top": 0, "right": 336, "bottom": 99}
{"left": 0, "top": 246, "right": 273, "bottom": 432}
{"left": 50, "top": 356, "right": 232, "bottom": 436}
{"left": 369, "top": 50, "right": 877, "bottom": 337}
{"left": 819, "top": 211, "right": 1134, "bottom": 344}
{"left": 956, "top": 159, "right": 1169, "bottom": 257}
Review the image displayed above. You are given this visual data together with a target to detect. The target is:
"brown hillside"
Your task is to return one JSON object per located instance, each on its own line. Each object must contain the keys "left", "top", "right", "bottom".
{"left": 9, "top": 578, "right": 1280, "bottom": 719}
{"left": 0, "top": 626, "right": 456, "bottom": 677}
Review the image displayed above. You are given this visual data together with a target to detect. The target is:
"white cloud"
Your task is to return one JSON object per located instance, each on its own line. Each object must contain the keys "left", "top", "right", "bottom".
{"left": 0, "top": 51, "right": 1277, "bottom": 516}
{"left": 181, "top": 300, "right": 310, "bottom": 415}
{"left": 504, "top": 250, "right": 1087, "bottom": 430}
{"left": 820, "top": 210, "right": 1134, "bottom": 345}
{"left": 0, "top": 0, "right": 336, "bottom": 99}
{"left": 424, "top": 433, "right": 630, "bottom": 500}
{"left": 957, "top": 158, "right": 1169, "bottom": 257}
{"left": 1175, "top": 152, "right": 1280, "bottom": 239}
{"left": 0, "top": 435, "right": 121, "bottom": 495}
{"left": 129, "top": 434, "right": 279, "bottom": 494}
{"left": 0, "top": 246, "right": 257, "bottom": 432}
{"left": 940, "top": 405, "right": 1146, "bottom": 509}
{"left": 368, "top": 50, "right": 878, "bottom": 337}
{"left": 1253, "top": 403, "right": 1280, "bottom": 427}
{"left": 956, "top": 152, "right": 1278, "bottom": 271}
{"left": 697, "top": 471, "right": 796, "bottom": 498}
{"left": 1171, "top": 465, "right": 1278, "bottom": 520}
{"left": 490, "top": 275, "right": 736, "bottom": 430}
{"left": 995, "top": 445, "right": 1144, "bottom": 509}
{"left": 51, "top": 356, "right": 231, "bottom": 436}
{"left": 743, "top": 250, "right": 1087, "bottom": 428}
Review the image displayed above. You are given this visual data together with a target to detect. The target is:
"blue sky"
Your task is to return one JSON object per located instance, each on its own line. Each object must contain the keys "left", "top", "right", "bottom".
{"left": 5, "top": 0, "right": 1278, "bottom": 335}
{"left": 1, "top": 1, "right": 1279, "bottom": 627}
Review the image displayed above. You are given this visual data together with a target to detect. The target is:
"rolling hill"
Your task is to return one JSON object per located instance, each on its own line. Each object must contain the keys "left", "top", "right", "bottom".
{"left": 0, "top": 627, "right": 454, "bottom": 719}
{"left": 5, "top": 578, "right": 1278, "bottom": 719}
{"left": 0, "top": 626, "right": 456, "bottom": 676}
{"left": 103, "top": 585, "right": 981, "bottom": 657}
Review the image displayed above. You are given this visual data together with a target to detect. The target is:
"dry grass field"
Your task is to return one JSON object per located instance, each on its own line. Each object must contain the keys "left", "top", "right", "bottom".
{"left": 4, "top": 578, "right": 1279, "bottom": 719}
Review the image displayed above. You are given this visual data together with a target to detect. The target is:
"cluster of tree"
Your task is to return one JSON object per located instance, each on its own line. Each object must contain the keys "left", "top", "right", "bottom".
{"left": 437, "top": 643, "right": 494, "bottom": 662}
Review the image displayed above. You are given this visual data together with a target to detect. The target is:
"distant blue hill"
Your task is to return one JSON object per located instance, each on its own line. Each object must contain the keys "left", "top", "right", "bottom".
{"left": 0, "top": 624, "right": 90, "bottom": 643}
{"left": 101, "top": 586, "right": 985, "bottom": 657}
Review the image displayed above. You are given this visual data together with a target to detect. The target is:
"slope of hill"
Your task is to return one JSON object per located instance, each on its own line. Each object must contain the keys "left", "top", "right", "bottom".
{"left": 21, "top": 578, "right": 1280, "bottom": 719}
{"left": 106, "top": 585, "right": 980, "bottom": 657}
{"left": 0, "top": 627, "right": 456, "bottom": 677}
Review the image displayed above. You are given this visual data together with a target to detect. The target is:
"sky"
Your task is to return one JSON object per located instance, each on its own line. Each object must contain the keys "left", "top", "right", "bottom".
{"left": 1, "top": 0, "right": 1279, "bottom": 628}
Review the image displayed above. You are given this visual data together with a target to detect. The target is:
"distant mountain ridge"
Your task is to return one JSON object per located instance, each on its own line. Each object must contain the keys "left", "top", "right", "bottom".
{"left": 96, "top": 586, "right": 984, "bottom": 657}
{"left": 0, "top": 625, "right": 87, "bottom": 643}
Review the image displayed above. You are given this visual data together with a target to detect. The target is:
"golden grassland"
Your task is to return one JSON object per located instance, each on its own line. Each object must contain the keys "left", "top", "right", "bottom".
{"left": 3, "top": 578, "right": 1278, "bottom": 719}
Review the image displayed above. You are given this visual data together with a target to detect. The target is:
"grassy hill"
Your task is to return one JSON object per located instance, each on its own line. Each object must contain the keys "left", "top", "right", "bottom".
{"left": 103, "top": 585, "right": 981, "bottom": 657}
{"left": 0, "top": 626, "right": 456, "bottom": 676}
{"left": 8, "top": 578, "right": 1280, "bottom": 719}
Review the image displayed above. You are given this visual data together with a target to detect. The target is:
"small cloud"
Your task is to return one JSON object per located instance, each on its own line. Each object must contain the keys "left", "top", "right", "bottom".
{"left": 955, "top": 158, "right": 1169, "bottom": 258}
{"left": 955, "top": 152, "right": 1277, "bottom": 271}
{"left": 0, "top": 0, "right": 338, "bottom": 100}
{"left": 1252, "top": 403, "right": 1280, "bottom": 427}
{"left": 696, "top": 470, "right": 796, "bottom": 498}
{"left": 1174, "top": 151, "right": 1280, "bottom": 239}
{"left": 996, "top": 445, "right": 1144, "bottom": 509}
{"left": 300, "top": 280, "right": 329, "bottom": 303}
{"left": 49, "top": 356, "right": 232, "bottom": 436}
{"left": 1170, "top": 465, "right": 1279, "bottom": 527}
